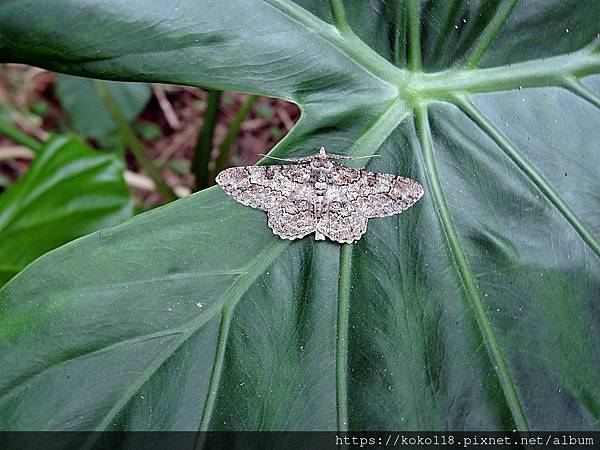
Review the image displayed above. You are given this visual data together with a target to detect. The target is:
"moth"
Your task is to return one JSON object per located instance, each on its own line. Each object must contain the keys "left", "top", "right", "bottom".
{"left": 216, "top": 147, "right": 424, "bottom": 244}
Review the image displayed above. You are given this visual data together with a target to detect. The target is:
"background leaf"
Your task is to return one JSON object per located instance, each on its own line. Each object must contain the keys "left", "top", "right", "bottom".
{"left": 0, "top": 135, "right": 131, "bottom": 286}
{"left": 55, "top": 75, "right": 151, "bottom": 139}
{"left": 1, "top": 0, "right": 599, "bottom": 434}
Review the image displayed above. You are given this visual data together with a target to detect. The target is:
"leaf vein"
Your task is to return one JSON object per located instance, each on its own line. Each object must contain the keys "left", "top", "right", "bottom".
{"left": 455, "top": 95, "right": 600, "bottom": 259}
{"left": 463, "top": 0, "right": 518, "bottom": 68}
{"left": 414, "top": 103, "right": 530, "bottom": 431}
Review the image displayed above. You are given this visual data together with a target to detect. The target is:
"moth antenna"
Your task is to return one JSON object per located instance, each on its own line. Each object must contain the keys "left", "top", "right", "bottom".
{"left": 352, "top": 154, "right": 380, "bottom": 159}
{"left": 329, "top": 154, "right": 381, "bottom": 160}
{"left": 257, "top": 154, "right": 299, "bottom": 162}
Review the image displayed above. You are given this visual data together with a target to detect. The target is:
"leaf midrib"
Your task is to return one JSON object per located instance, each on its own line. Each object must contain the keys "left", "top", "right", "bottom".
{"left": 336, "top": 244, "right": 352, "bottom": 431}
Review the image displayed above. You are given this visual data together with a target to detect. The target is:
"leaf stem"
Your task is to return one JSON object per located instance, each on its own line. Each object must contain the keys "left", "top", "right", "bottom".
{"left": 93, "top": 80, "right": 177, "bottom": 202}
{"left": 213, "top": 95, "right": 258, "bottom": 177}
{"left": 193, "top": 90, "right": 221, "bottom": 190}
{"left": 0, "top": 120, "right": 43, "bottom": 153}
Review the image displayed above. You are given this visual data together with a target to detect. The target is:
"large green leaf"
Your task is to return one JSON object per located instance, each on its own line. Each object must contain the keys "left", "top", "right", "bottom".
{"left": 1, "top": 0, "right": 600, "bottom": 433}
{"left": 0, "top": 135, "right": 131, "bottom": 287}
{"left": 55, "top": 75, "right": 151, "bottom": 139}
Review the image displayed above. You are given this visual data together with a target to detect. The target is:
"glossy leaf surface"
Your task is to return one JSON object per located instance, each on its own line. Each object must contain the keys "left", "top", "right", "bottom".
{"left": 1, "top": 0, "right": 599, "bottom": 433}
{"left": 0, "top": 136, "right": 131, "bottom": 287}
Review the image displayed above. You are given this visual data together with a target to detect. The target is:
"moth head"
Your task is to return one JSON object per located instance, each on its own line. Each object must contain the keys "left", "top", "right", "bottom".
{"left": 311, "top": 147, "right": 333, "bottom": 169}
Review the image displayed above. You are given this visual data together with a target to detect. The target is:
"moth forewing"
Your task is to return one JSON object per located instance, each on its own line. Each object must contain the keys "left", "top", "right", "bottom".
{"left": 215, "top": 148, "right": 423, "bottom": 243}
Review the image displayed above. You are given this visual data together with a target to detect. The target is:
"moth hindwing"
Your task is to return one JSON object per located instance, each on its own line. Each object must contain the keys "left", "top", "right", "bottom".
{"left": 216, "top": 147, "right": 423, "bottom": 243}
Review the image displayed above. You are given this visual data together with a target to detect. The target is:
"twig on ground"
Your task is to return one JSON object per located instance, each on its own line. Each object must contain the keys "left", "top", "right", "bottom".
{"left": 153, "top": 84, "right": 182, "bottom": 130}
{"left": 277, "top": 107, "right": 295, "bottom": 131}
{"left": 124, "top": 170, "right": 190, "bottom": 198}
{"left": 156, "top": 124, "right": 198, "bottom": 166}
{"left": 0, "top": 145, "right": 35, "bottom": 160}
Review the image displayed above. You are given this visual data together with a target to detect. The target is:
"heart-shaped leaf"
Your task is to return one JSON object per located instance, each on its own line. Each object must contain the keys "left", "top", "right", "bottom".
{"left": 1, "top": 0, "right": 599, "bottom": 432}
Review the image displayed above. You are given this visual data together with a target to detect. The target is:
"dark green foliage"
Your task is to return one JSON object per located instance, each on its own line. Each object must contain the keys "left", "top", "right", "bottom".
{"left": 0, "top": 0, "right": 599, "bottom": 433}
{"left": 0, "top": 136, "right": 131, "bottom": 286}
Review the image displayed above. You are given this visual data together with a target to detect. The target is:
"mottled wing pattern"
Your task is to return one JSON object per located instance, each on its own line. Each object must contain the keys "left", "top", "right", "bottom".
{"left": 267, "top": 190, "right": 317, "bottom": 240}
{"left": 217, "top": 164, "right": 318, "bottom": 240}
{"left": 217, "top": 159, "right": 424, "bottom": 244}
{"left": 330, "top": 165, "right": 424, "bottom": 218}
{"left": 216, "top": 164, "right": 311, "bottom": 211}
{"left": 317, "top": 200, "right": 368, "bottom": 244}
